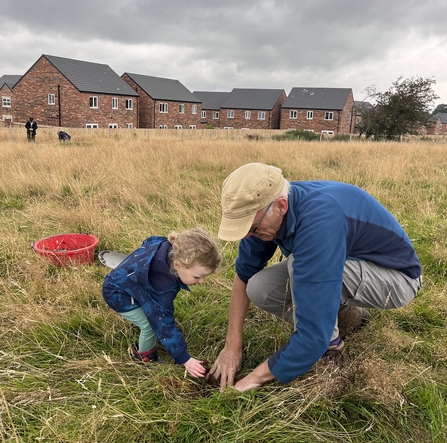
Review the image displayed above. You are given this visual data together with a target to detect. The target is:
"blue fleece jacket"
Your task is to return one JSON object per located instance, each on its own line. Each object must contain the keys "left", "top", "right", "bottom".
{"left": 102, "top": 236, "right": 191, "bottom": 364}
{"left": 235, "top": 181, "right": 421, "bottom": 383}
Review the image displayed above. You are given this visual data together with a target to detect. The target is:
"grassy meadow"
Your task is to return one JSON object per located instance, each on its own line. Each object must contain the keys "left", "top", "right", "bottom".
{"left": 0, "top": 129, "right": 446, "bottom": 442}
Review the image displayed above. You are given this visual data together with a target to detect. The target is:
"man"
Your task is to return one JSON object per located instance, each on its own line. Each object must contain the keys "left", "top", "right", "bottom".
{"left": 58, "top": 131, "right": 71, "bottom": 142}
{"left": 25, "top": 117, "right": 38, "bottom": 142}
{"left": 210, "top": 163, "right": 422, "bottom": 391}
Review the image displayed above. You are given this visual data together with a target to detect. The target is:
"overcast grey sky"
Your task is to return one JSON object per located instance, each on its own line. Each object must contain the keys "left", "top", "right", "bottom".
{"left": 1, "top": 0, "right": 446, "bottom": 107}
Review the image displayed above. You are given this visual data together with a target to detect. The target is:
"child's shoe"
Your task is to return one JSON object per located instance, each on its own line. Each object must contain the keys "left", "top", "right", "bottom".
{"left": 130, "top": 343, "right": 159, "bottom": 363}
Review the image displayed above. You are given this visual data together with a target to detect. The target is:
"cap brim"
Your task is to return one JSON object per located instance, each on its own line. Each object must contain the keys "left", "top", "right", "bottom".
{"left": 218, "top": 212, "right": 257, "bottom": 241}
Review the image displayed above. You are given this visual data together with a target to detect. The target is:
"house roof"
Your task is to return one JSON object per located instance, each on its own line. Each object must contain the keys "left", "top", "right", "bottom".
{"left": 0, "top": 74, "right": 22, "bottom": 89}
{"left": 125, "top": 73, "right": 200, "bottom": 102}
{"left": 42, "top": 54, "right": 138, "bottom": 96}
{"left": 354, "top": 100, "right": 373, "bottom": 115}
{"left": 220, "top": 88, "right": 285, "bottom": 110}
{"left": 283, "top": 87, "right": 352, "bottom": 110}
{"left": 432, "top": 112, "right": 447, "bottom": 124}
{"left": 193, "top": 91, "right": 231, "bottom": 110}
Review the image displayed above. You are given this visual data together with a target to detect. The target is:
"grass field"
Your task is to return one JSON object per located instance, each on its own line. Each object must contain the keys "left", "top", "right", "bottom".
{"left": 0, "top": 130, "right": 446, "bottom": 442}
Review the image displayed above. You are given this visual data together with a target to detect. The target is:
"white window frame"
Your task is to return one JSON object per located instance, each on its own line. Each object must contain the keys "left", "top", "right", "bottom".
{"left": 160, "top": 103, "right": 168, "bottom": 113}
{"left": 192, "top": 104, "right": 197, "bottom": 114}
{"left": 224, "top": 127, "right": 234, "bottom": 130}
{"left": 258, "top": 111, "right": 266, "bottom": 120}
{"left": 126, "top": 99, "right": 133, "bottom": 110}
{"left": 126, "top": 123, "right": 133, "bottom": 128}
{"left": 306, "top": 111, "right": 313, "bottom": 120}
{"left": 2, "top": 97, "right": 11, "bottom": 107}
{"left": 2, "top": 115, "right": 13, "bottom": 121}
{"left": 48, "top": 94, "right": 55, "bottom": 105}
{"left": 174, "top": 125, "right": 182, "bottom": 129}
{"left": 179, "top": 104, "right": 185, "bottom": 114}
{"left": 86, "top": 123, "right": 98, "bottom": 128}
{"left": 227, "top": 110, "right": 234, "bottom": 118}
{"left": 213, "top": 111, "right": 219, "bottom": 119}
{"left": 112, "top": 98, "right": 118, "bottom": 109}
{"left": 201, "top": 110, "right": 206, "bottom": 118}
{"left": 324, "top": 111, "right": 334, "bottom": 121}
{"left": 90, "top": 96, "right": 98, "bottom": 108}
{"left": 159, "top": 125, "right": 168, "bottom": 129}
{"left": 108, "top": 123, "right": 118, "bottom": 128}
{"left": 289, "top": 110, "right": 298, "bottom": 119}
{"left": 245, "top": 111, "right": 251, "bottom": 119}
{"left": 189, "top": 125, "right": 196, "bottom": 129}
{"left": 303, "top": 129, "right": 314, "bottom": 132}
{"left": 321, "top": 130, "right": 334, "bottom": 135}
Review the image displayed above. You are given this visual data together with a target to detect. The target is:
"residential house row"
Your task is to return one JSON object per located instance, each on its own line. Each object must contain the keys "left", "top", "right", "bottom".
{"left": 1, "top": 54, "right": 360, "bottom": 134}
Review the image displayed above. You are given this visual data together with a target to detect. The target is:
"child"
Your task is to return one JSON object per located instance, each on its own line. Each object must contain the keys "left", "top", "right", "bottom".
{"left": 102, "top": 228, "right": 221, "bottom": 379}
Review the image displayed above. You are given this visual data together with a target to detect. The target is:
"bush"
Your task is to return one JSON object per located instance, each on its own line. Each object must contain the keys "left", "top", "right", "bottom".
{"left": 273, "top": 130, "right": 319, "bottom": 141}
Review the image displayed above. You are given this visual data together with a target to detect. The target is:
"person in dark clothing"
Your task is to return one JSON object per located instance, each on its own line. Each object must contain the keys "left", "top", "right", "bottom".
{"left": 25, "top": 117, "right": 38, "bottom": 142}
{"left": 102, "top": 228, "right": 221, "bottom": 379}
{"left": 57, "top": 131, "right": 71, "bottom": 142}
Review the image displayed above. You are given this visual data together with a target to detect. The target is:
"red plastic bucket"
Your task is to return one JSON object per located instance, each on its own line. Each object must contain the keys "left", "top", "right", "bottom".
{"left": 32, "top": 233, "right": 99, "bottom": 267}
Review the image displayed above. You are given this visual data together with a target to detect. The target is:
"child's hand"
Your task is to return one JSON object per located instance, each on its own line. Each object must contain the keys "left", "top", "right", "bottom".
{"left": 183, "top": 358, "right": 207, "bottom": 378}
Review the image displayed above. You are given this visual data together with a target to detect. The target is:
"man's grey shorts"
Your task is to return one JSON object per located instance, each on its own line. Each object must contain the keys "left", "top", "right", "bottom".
{"left": 246, "top": 256, "right": 422, "bottom": 337}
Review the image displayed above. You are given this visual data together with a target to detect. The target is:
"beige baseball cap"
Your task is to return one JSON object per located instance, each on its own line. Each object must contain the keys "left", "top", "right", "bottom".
{"left": 218, "top": 163, "right": 285, "bottom": 241}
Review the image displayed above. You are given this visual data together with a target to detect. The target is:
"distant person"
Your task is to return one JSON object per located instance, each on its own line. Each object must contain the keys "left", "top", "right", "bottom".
{"left": 25, "top": 117, "right": 37, "bottom": 142}
{"left": 57, "top": 131, "right": 71, "bottom": 142}
{"left": 210, "top": 162, "right": 422, "bottom": 391}
{"left": 102, "top": 228, "right": 222, "bottom": 379}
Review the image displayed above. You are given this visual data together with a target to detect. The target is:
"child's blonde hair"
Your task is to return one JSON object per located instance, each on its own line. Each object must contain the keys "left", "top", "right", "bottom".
{"left": 168, "top": 228, "right": 221, "bottom": 271}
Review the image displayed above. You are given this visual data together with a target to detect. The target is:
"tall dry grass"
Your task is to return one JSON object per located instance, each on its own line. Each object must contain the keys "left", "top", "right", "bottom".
{"left": 1, "top": 132, "right": 447, "bottom": 442}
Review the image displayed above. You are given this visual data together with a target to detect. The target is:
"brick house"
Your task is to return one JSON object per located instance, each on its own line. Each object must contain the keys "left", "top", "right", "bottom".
{"left": 121, "top": 73, "right": 201, "bottom": 129}
{"left": 193, "top": 91, "right": 230, "bottom": 129}
{"left": 1, "top": 75, "right": 22, "bottom": 125}
{"left": 354, "top": 100, "right": 373, "bottom": 133}
{"left": 281, "top": 87, "right": 356, "bottom": 134}
{"left": 219, "top": 88, "right": 287, "bottom": 130}
{"left": 12, "top": 54, "right": 139, "bottom": 128}
{"left": 426, "top": 113, "right": 447, "bottom": 135}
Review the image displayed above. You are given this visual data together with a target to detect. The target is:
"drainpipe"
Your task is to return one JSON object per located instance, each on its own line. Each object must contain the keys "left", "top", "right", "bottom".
{"left": 58, "top": 84, "right": 61, "bottom": 127}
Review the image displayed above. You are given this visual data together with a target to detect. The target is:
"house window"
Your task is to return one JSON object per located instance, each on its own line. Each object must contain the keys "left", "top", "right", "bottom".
{"left": 224, "top": 127, "right": 234, "bottom": 130}
{"left": 289, "top": 110, "right": 298, "bottom": 119}
{"left": 2, "top": 97, "right": 11, "bottom": 107}
{"left": 159, "top": 103, "right": 168, "bottom": 113}
{"left": 189, "top": 125, "right": 196, "bottom": 129}
{"left": 126, "top": 99, "right": 133, "bottom": 110}
{"left": 179, "top": 104, "right": 185, "bottom": 114}
{"left": 306, "top": 111, "right": 313, "bottom": 120}
{"left": 48, "top": 94, "right": 55, "bottom": 105}
{"left": 86, "top": 123, "right": 98, "bottom": 128}
{"left": 213, "top": 111, "right": 219, "bottom": 119}
{"left": 245, "top": 111, "right": 251, "bottom": 119}
{"left": 174, "top": 125, "right": 182, "bottom": 129}
{"left": 258, "top": 111, "right": 266, "bottom": 120}
{"left": 227, "top": 110, "right": 234, "bottom": 118}
{"left": 192, "top": 105, "right": 197, "bottom": 114}
{"left": 126, "top": 123, "right": 133, "bottom": 128}
{"left": 201, "top": 110, "right": 206, "bottom": 118}
{"left": 304, "top": 129, "right": 314, "bottom": 132}
{"left": 159, "top": 125, "right": 168, "bottom": 129}
{"left": 112, "top": 98, "right": 118, "bottom": 109}
{"left": 324, "top": 111, "right": 334, "bottom": 120}
{"left": 108, "top": 123, "right": 118, "bottom": 128}
{"left": 321, "top": 130, "right": 334, "bottom": 135}
{"left": 90, "top": 96, "right": 98, "bottom": 108}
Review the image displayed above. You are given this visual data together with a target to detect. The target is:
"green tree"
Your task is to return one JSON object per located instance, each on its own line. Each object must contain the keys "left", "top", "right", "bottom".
{"left": 432, "top": 103, "right": 447, "bottom": 115}
{"left": 358, "top": 76, "right": 439, "bottom": 140}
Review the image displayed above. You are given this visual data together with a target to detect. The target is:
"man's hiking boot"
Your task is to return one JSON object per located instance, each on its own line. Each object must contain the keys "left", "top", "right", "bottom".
{"left": 130, "top": 343, "right": 159, "bottom": 363}
{"left": 322, "top": 338, "right": 347, "bottom": 365}
{"left": 337, "top": 305, "right": 371, "bottom": 339}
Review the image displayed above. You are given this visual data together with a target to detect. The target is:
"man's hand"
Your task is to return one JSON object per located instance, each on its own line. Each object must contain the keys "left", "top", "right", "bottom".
{"left": 209, "top": 345, "right": 243, "bottom": 390}
{"left": 234, "top": 360, "right": 275, "bottom": 392}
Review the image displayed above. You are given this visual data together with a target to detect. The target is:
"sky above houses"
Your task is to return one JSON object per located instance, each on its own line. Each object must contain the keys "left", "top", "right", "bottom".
{"left": 1, "top": 0, "right": 446, "bottom": 107}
